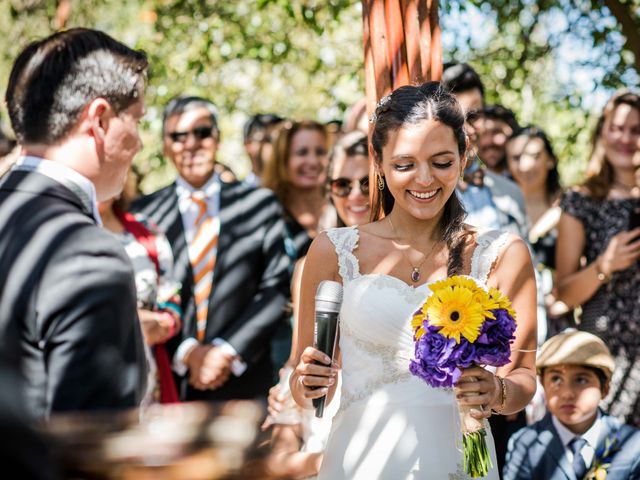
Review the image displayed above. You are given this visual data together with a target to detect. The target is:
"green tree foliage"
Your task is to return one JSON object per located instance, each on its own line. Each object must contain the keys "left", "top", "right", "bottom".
{"left": 443, "top": 0, "right": 640, "bottom": 185}
{"left": 1, "top": 0, "right": 363, "bottom": 189}
{"left": 2, "top": 0, "right": 638, "bottom": 188}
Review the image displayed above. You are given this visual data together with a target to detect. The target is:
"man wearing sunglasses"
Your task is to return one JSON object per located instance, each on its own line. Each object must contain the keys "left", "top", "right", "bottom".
{"left": 131, "top": 95, "right": 291, "bottom": 402}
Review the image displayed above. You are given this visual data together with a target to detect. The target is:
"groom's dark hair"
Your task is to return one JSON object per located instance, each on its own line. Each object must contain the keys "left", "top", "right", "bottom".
{"left": 6, "top": 28, "right": 147, "bottom": 145}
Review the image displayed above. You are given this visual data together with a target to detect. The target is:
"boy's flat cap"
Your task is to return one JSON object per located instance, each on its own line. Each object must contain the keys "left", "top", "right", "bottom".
{"left": 537, "top": 330, "right": 615, "bottom": 379}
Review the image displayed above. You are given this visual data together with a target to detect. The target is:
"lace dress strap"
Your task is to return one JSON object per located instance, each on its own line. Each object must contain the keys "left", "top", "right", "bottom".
{"left": 470, "top": 229, "right": 511, "bottom": 284}
{"left": 326, "top": 226, "right": 360, "bottom": 284}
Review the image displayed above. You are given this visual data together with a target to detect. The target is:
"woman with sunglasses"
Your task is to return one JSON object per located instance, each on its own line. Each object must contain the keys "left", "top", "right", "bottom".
{"left": 328, "top": 131, "right": 371, "bottom": 227}
{"left": 259, "top": 132, "right": 372, "bottom": 479}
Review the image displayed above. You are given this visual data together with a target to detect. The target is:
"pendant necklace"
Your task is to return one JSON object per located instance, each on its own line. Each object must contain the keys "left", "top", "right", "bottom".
{"left": 387, "top": 216, "right": 434, "bottom": 283}
{"left": 612, "top": 180, "right": 640, "bottom": 197}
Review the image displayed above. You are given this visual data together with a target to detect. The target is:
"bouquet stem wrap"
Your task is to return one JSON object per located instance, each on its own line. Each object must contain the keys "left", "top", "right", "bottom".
{"left": 458, "top": 393, "right": 492, "bottom": 478}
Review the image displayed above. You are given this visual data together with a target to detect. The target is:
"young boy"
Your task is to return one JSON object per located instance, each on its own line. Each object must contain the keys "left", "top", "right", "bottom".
{"left": 503, "top": 330, "right": 640, "bottom": 480}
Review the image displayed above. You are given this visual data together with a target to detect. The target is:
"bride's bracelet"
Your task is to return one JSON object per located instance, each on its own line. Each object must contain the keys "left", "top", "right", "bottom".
{"left": 491, "top": 375, "right": 507, "bottom": 415}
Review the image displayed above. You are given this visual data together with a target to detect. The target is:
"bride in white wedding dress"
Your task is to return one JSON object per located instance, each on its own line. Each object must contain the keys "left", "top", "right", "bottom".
{"left": 290, "top": 82, "right": 537, "bottom": 480}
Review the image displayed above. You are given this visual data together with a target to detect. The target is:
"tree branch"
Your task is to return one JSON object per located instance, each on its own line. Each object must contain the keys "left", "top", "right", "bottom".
{"left": 603, "top": 0, "right": 640, "bottom": 73}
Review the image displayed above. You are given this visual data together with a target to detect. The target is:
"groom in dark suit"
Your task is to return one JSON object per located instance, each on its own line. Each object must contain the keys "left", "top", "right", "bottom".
{"left": 0, "top": 28, "right": 148, "bottom": 419}
{"left": 132, "top": 96, "right": 290, "bottom": 401}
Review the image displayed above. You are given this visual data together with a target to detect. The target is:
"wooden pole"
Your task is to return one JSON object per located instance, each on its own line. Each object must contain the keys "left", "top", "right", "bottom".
{"left": 362, "top": 0, "right": 441, "bottom": 119}
{"left": 362, "top": 0, "right": 442, "bottom": 220}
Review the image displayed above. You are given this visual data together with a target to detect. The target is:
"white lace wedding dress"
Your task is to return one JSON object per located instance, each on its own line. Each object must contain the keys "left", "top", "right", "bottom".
{"left": 318, "top": 226, "right": 509, "bottom": 480}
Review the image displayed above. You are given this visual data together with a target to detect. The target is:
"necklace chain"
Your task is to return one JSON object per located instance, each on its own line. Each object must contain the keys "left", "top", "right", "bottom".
{"left": 387, "top": 216, "right": 435, "bottom": 283}
{"left": 613, "top": 179, "right": 635, "bottom": 189}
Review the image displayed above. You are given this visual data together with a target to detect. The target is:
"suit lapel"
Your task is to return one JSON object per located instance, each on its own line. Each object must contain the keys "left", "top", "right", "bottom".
{"left": 594, "top": 414, "right": 619, "bottom": 460}
{"left": 142, "top": 184, "right": 196, "bottom": 337}
{"left": 537, "top": 414, "right": 575, "bottom": 480}
{"left": 204, "top": 181, "right": 235, "bottom": 337}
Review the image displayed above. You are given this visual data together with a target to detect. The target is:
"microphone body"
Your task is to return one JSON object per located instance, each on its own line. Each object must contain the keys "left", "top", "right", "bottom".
{"left": 312, "top": 280, "right": 343, "bottom": 418}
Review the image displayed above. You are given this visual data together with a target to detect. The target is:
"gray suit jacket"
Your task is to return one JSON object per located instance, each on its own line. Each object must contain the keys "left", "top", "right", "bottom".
{"left": 504, "top": 412, "right": 640, "bottom": 480}
{"left": 131, "top": 180, "right": 291, "bottom": 400}
{"left": 483, "top": 170, "right": 529, "bottom": 239}
{"left": 0, "top": 170, "right": 147, "bottom": 419}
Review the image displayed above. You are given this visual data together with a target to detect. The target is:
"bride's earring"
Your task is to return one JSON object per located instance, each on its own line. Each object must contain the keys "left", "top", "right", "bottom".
{"left": 377, "top": 175, "right": 385, "bottom": 191}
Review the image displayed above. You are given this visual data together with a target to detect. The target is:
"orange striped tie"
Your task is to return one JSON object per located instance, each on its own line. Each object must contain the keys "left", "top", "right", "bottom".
{"left": 189, "top": 192, "right": 219, "bottom": 342}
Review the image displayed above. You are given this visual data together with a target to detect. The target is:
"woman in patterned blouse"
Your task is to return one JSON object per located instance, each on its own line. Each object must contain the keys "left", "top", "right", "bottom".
{"left": 556, "top": 90, "right": 640, "bottom": 426}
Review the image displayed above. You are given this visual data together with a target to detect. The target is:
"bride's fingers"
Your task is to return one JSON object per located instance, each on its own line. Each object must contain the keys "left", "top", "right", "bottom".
{"left": 300, "top": 346, "right": 331, "bottom": 366}
{"left": 297, "top": 374, "right": 333, "bottom": 399}
{"left": 454, "top": 378, "right": 487, "bottom": 395}
{"left": 456, "top": 390, "right": 492, "bottom": 407}
{"left": 302, "top": 386, "right": 328, "bottom": 399}
{"left": 299, "top": 374, "right": 336, "bottom": 388}
{"left": 298, "top": 363, "right": 338, "bottom": 378}
{"left": 457, "top": 366, "right": 492, "bottom": 381}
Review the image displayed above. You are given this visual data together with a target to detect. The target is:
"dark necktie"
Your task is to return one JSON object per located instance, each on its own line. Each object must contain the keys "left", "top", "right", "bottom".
{"left": 569, "top": 437, "right": 588, "bottom": 480}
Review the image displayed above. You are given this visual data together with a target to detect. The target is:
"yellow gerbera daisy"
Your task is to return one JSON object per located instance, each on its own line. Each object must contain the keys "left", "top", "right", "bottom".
{"left": 487, "top": 287, "right": 517, "bottom": 320}
{"left": 429, "top": 276, "right": 483, "bottom": 295}
{"left": 411, "top": 306, "right": 427, "bottom": 340}
{"left": 425, "top": 279, "right": 486, "bottom": 343}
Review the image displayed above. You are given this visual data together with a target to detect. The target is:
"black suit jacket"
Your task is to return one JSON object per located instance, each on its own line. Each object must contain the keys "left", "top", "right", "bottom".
{"left": 131, "top": 180, "right": 290, "bottom": 400}
{"left": 0, "top": 170, "right": 147, "bottom": 419}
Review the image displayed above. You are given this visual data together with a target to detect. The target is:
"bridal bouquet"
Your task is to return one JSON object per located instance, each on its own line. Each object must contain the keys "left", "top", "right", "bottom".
{"left": 409, "top": 276, "right": 516, "bottom": 478}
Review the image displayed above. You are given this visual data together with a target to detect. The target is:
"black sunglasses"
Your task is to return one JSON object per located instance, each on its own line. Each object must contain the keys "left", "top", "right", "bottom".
{"left": 167, "top": 125, "right": 215, "bottom": 143}
{"left": 329, "top": 176, "right": 369, "bottom": 197}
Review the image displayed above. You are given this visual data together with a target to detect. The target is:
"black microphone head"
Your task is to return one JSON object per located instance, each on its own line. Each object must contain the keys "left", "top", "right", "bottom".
{"left": 315, "top": 280, "right": 343, "bottom": 313}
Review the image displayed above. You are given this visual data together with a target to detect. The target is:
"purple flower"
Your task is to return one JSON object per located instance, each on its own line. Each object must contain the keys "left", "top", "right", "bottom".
{"left": 409, "top": 308, "right": 516, "bottom": 388}
{"left": 474, "top": 309, "right": 515, "bottom": 366}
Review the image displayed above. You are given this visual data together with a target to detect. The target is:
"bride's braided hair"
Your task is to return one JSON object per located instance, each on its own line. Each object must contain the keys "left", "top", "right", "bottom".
{"left": 370, "top": 81, "right": 469, "bottom": 276}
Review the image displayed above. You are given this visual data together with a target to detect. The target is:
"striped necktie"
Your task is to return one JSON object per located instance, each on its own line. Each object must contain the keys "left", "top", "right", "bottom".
{"left": 569, "top": 437, "right": 588, "bottom": 480}
{"left": 189, "top": 192, "right": 219, "bottom": 342}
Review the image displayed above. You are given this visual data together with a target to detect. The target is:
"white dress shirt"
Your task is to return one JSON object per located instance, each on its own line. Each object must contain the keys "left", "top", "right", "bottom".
{"left": 172, "top": 174, "right": 247, "bottom": 377}
{"left": 552, "top": 411, "right": 602, "bottom": 469}
{"left": 13, "top": 156, "right": 101, "bottom": 225}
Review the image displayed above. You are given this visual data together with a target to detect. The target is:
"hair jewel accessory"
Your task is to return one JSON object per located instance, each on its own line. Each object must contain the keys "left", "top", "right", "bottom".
{"left": 370, "top": 94, "right": 392, "bottom": 124}
{"left": 377, "top": 94, "right": 391, "bottom": 109}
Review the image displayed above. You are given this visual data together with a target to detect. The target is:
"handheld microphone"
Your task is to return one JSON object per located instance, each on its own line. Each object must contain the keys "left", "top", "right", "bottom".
{"left": 312, "top": 280, "right": 343, "bottom": 418}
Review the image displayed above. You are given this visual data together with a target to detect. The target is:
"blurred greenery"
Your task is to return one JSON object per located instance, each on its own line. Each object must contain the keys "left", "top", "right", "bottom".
{"left": 1, "top": 0, "right": 638, "bottom": 190}
{"left": 443, "top": 0, "right": 640, "bottom": 186}
{"left": 1, "top": 0, "right": 364, "bottom": 191}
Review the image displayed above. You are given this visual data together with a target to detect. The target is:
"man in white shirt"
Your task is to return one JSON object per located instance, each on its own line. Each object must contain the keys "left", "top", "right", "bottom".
{"left": 0, "top": 28, "right": 148, "bottom": 418}
{"left": 132, "top": 96, "right": 291, "bottom": 401}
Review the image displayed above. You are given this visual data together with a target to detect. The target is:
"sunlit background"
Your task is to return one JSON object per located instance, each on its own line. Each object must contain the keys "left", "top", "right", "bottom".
{"left": 2, "top": 0, "right": 638, "bottom": 190}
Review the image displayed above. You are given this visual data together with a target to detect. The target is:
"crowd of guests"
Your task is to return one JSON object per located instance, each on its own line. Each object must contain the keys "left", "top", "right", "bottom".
{"left": 2, "top": 27, "right": 640, "bottom": 479}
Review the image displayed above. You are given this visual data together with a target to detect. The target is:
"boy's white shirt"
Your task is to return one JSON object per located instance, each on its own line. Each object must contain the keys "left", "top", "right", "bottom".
{"left": 552, "top": 411, "right": 602, "bottom": 469}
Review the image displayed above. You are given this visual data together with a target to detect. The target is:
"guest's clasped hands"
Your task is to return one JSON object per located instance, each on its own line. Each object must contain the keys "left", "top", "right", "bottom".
{"left": 138, "top": 309, "right": 181, "bottom": 346}
{"left": 185, "top": 344, "right": 234, "bottom": 391}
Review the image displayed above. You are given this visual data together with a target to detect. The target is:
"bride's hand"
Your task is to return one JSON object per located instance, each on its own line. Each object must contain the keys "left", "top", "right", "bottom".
{"left": 454, "top": 367, "right": 501, "bottom": 419}
{"left": 293, "top": 346, "right": 339, "bottom": 400}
